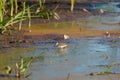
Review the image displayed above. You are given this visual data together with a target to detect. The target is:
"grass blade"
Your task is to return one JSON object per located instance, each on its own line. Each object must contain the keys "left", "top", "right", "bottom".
{"left": 19, "top": 1, "right": 26, "bottom": 30}
{"left": 27, "top": 6, "right": 31, "bottom": 32}
{"left": 15, "top": 0, "right": 18, "bottom": 13}
{"left": 71, "top": 0, "right": 74, "bottom": 12}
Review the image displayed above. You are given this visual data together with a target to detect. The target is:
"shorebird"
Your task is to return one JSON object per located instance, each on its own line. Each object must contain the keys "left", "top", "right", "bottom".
{"left": 56, "top": 42, "right": 68, "bottom": 49}
{"left": 54, "top": 34, "right": 70, "bottom": 41}
{"left": 100, "top": 9, "right": 104, "bottom": 14}
{"left": 82, "top": 8, "right": 89, "bottom": 13}
{"left": 105, "top": 31, "right": 110, "bottom": 38}
{"left": 64, "top": 34, "right": 70, "bottom": 40}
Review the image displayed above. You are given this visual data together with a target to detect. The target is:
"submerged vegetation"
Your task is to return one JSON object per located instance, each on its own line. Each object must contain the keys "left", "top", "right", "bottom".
{"left": 0, "top": 0, "right": 59, "bottom": 34}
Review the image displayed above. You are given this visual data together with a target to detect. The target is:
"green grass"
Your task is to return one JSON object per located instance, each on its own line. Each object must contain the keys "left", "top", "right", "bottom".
{"left": 0, "top": 0, "right": 60, "bottom": 34}
{"left": 0, "top": 0, "right": 28, "bottom": 34}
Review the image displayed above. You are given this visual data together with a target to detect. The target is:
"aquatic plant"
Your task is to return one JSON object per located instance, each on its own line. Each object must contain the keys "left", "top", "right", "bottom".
{"left": 5, "top": 57, "right": 33, "bottom": 78}
{"left": 5, "top": 66, "right": 12, "bottom": 75}
{"left": 105, "top": 64, "right": 113, "bottom": 74}
{"left": 97, "top": 64, "right": 113, "bottom": 75}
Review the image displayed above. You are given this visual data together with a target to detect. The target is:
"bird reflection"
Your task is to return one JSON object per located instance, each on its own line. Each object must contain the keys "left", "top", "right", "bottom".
{"left": 55, "top": 48, "right": 68, "bottom": 56}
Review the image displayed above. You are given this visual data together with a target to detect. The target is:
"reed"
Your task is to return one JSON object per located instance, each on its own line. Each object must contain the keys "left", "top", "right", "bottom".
{"left": 0, "top": 0, "right": 5, "bottom": 22}
{"left": 10, "top": 0, "right": 14, "bottom": 17}
{"left": 10, "top": 0, "right": 14, "bottom": 26}
{"left": 71, "top": 0, "right": 74, "bottom": 12}
{"left": 14, "top": 0, "right": 18, "bottom": 13}
{"left": 0, "top": 0, "right": 7, "bottom": 33}
{"left": 19, "top": 1, "right": 26, "bottom": 30}
{"left": 39, "top": 0, "right": 44, "bottom": 10}
{"left": 27, "top": 6, "right": 31, "bottom": 32}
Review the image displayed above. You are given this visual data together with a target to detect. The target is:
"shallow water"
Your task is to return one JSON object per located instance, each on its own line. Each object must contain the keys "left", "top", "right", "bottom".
{"left": 90, "top": 2, "right": 120, "bottom": 12}
{"left": 22, "top": 37, "right": 120, "bottom": 80}
{"left": 78, "top": 15, "right": 120, "bottom": 30}
{"left": 0, "top": 37, "right": 120, "bottom": 80}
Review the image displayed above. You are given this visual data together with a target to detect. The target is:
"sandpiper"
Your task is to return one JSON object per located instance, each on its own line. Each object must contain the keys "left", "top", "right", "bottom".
{"left": 54, "top": 34, "right": 70, "bottom": 41}
{"left": 64, "top": 34, "right": 70, "bottom": 40}
{"left": 105, "top": 31, "right": 110, "bottom": 38}
{"left": 82, "top": 8, "right": 89, "bottom": 13}
{"left": 56, "top": 42, "right": 68, "bottom": 49}
{"left": 100, "top": 9, "right": 104, "bottom": 14}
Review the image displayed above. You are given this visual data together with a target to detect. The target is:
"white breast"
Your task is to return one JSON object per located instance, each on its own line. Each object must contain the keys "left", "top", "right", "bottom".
{"left": 56, "top": 42, "right": 68, "bottom": 49}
